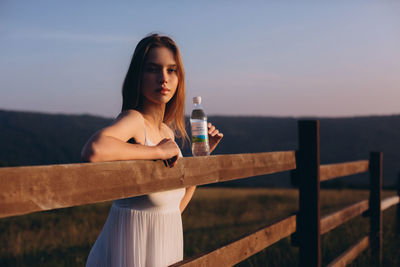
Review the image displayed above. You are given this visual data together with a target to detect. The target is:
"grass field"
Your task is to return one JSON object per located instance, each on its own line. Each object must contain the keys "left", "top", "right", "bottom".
{"left": 0, "top": 188, "right": 399, "bottom": 266}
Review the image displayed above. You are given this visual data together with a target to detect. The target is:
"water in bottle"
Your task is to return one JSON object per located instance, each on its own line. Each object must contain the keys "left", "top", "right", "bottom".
{"left": 190, "top": 96, "right": 210, "bottom": 156}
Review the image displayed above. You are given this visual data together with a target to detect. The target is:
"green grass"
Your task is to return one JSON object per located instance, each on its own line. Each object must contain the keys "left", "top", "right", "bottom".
{"left": 0, "top": 188, "right": 399, "bottom": 266}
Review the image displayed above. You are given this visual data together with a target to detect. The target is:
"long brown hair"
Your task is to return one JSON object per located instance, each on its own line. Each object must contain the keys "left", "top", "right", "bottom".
{"left": 122, "top": 33, "right": 188, "bottom": 145}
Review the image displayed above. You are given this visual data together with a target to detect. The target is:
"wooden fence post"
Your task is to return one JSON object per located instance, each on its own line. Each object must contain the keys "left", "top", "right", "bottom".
{"left": 396, "top": 172, "right": 400, "bottom": 236}
{"left": 369, "top": 152, "right": 382, "bottom": 266}
{"left": 295, "top": 120, "right": 321, "bottom": 267}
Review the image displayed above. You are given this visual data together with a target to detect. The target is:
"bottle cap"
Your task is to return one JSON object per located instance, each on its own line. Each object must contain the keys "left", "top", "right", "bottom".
{"left": 193, "top": 96, "right": 201, "bottom": 104}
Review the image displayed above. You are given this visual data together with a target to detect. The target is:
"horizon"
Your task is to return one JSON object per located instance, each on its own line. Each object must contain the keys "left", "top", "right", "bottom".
{"left": 2, "top": 107, "right": 400, "bottom": 120}
{"left": 1, "top": 1, "right": 400, "bottom": 117}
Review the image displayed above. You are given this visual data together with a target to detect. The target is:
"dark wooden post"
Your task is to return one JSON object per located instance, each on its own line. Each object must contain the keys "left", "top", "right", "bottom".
{"left": 369, "top": 152, "right": 382, "bottom": 266}
{"left": 396, "top": 173, "right": 400, "bottom": 236}
{"left": 294, "top": 120, "right": 321, "bottom": 267}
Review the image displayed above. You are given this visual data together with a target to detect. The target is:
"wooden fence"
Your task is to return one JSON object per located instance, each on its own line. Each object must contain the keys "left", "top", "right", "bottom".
{"left": 0, "top": 120, "right": 399, "bottom": 266}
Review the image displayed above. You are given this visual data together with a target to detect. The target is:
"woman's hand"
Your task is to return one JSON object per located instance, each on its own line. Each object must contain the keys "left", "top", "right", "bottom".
{"left": 208, "top": 122, "right": 223, "bottom": 153}
{"left": 156, "top": 138, "right": 180, "bottom": 167}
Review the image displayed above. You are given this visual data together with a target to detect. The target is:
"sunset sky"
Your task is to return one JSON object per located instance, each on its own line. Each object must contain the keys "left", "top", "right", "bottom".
{"left": 1, "top": 1, "right": 399, "bottom": 118}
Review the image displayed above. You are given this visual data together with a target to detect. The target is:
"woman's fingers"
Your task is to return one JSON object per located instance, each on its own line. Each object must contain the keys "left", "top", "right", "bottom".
{"left": 163, "top": 155, "right": 178, "bottom": 168}
{"left": 157, "top": 138, "right": 180, "bottom": 160}
{"left": 207, "top": 122, "right": 223, "bottom": 154}
{"left": 208, "top": 122, "right": 223, "bottom": 138}
{"left": 167, "top": 155, "right": 178, "bottom": 168}
{"left": 208, "top": 124, "right": 216, "bottom": 134}
{"left": 210, "top": 129, "right": 219, "bottom": 136}
{"left": 157, "top": 138, "right": 180, "bottom": 168}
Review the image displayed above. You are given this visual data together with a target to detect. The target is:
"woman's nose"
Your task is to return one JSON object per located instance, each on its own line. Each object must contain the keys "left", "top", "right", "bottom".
{"left": 158, "top": 70, "right": 168, "bottom": 84}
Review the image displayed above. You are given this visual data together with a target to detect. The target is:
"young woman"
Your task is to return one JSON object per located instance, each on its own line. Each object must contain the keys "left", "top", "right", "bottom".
{"left": 82, "top": 34, "right": 223, "bottom": 267}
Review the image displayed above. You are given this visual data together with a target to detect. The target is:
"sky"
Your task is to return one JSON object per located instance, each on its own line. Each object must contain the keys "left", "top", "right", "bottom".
{"left": 1, "top": 1, "right": 400, "bottom": 118}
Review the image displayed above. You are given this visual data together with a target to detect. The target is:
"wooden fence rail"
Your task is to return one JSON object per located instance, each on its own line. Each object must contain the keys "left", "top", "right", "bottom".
{"left": 171, "top": 215, "right": 297, "bottom": 267}
{"left": 381, "top": 196, "right": 400, "bottom": 211}
{"left": 1, "top": 120, "right": 399, "bottom": 267}
{"left": 320, "top": 200, "right": 369, "bottom": 235}
{"left": 320, "top": 160, "right": 369, "bottom": 182}
{"left": 326, "top": 236, "right": 370, "bottom": 267}
{"left": 0, "top": 151, "right": 296, "bottom": 218}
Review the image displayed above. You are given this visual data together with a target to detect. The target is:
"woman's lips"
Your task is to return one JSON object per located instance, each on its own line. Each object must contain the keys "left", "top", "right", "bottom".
{"left": 158, "top": 88, "right": 170, "bottom": 95}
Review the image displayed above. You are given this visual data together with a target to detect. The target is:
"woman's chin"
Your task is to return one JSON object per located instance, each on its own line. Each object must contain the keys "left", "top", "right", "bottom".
{"left": 145, "top": 96, "right": 173, "bottom": 105}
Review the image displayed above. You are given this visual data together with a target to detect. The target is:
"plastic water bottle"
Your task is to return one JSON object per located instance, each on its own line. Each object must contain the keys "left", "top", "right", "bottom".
{"left": 190, "top": 96, "right": 210, "bottom": 156}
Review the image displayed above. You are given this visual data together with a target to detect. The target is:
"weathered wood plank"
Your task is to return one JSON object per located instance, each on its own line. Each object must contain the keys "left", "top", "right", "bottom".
{"left": 381, "top": 196, "right": 400, "bottom": 211}
{"left": 170, "top": 215, "right": 297, "bottom": 267}
{"left": 326, "top": 236, "right": 369, "bottom": 267}
{"left": 0, "top": 151, "right": 296, "bottom": 218}
{"left": 321, "top": 200, "right": 369, "bottom": 235}
{"left": 320, "top": 160, "right": 369, "bottom": 182}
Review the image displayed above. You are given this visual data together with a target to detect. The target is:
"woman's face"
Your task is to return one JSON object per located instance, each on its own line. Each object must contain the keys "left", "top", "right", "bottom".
{"left": 141, "top": 46, "right": 179, "bottom": 105}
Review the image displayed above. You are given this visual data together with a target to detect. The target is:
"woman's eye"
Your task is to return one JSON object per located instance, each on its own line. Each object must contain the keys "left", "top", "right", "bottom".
{"left": 146, "top": 67, "right": 158, "bottom": 73}
{"left": 168, "top": 68, "right": 177, "bottom": 73}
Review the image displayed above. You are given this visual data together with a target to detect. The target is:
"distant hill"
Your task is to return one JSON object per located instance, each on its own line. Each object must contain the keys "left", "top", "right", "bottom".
{"left": 1, "top": 109, "right": 399, "bottom": 188}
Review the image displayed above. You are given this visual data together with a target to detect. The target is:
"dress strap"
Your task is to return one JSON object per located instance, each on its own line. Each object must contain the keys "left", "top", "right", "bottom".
{"left": 143, "top": 124, "right": 147, "bottom": 139}
{"left": 143, "top": 123, "right": 155, "bottom": 146}
{"left": 143, "top": 124, "right": 149, "bottom": 145}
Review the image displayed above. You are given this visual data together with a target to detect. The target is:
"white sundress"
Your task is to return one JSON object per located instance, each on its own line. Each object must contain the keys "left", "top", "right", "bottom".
{"left": 86, "top": 131, "right": 186, "bottom": 267}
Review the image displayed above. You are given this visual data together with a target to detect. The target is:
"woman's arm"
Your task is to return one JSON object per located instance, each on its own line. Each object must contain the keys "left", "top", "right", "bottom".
{"left": 179, "top": 122, "right": 224, "bottom": 213}
{"left": 180, "top": 186, "right": 196, "bottom": 213}
{"left": 81, "top": 110, "right": 180, "bottom": 162}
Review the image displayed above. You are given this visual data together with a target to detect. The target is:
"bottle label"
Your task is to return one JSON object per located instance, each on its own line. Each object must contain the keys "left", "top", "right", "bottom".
{"left": 191, "top": 120, "right": 208, "bottom": 143}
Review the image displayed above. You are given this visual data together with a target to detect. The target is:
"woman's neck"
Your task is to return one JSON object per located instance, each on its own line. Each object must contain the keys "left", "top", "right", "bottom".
{"left": 139, "top": 101, "right": 166, "bottom": 129}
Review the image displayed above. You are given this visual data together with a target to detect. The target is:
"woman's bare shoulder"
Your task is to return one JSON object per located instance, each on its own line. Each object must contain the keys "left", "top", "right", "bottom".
{"left": 101, "top": 109, "right": 145, "bottom": 142}
{"left": 111, "top": 109, "right": 145, "bottom": 127}
{"left": 116, "top": 109, "right": 144, "bottom": 121}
